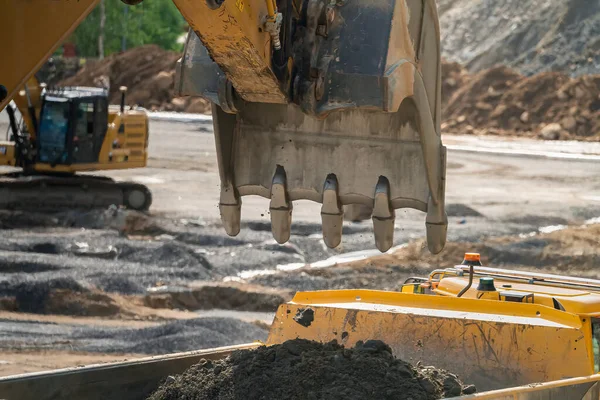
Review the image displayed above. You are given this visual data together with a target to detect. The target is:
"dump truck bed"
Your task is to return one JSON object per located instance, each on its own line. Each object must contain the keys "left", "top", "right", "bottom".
{"left": 0, "top": 344, "right": 598, "bottom": 400}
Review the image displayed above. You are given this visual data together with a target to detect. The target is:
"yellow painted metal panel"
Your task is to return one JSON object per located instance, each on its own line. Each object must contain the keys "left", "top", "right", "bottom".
{"left": 0, "top": 142, "right": 16, "bottom": 166}
{"left": 171, "top": 0, "right": 286, "bottom": 103}
{"left": 0, "top": 0, "right": 99, "bottom": 110}
{"left": 267, "top": 290, "right": 592, "bottom": 392}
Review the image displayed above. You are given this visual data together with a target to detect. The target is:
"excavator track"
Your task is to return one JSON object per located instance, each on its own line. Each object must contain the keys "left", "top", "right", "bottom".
{"left": 0, "top": 173, "right": 152, "bottom": 211}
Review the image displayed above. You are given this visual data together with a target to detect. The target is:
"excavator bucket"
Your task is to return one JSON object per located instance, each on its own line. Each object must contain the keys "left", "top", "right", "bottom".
{"left": 175, "top": 0, "right": 447, "bottom": 253}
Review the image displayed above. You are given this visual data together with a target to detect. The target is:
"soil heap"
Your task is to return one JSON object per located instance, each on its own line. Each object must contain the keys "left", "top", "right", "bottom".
{"left": 148, "top": 339, "right": 475, "bottom": 400}
{"left": 58, "top": 45, "right": 210, "bottom": 114}
{"left": 442, "top": 66, "right": 600, "bottom": 139}
{"left": 438, "top": 0, "right": 600, "bottom": 77}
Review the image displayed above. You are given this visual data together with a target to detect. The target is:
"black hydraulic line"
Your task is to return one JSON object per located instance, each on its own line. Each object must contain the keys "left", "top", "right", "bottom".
{"left": 5, "top": 104, "right": 19, "bottom": 139}
{"left": 457, "top": 264, "right": 474, "bottom": 298}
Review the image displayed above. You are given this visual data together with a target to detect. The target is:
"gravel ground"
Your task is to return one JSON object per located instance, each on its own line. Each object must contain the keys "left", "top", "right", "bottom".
{"left": 0, "top": 317, "right": 267, "bottom": 355}
{"left": 0, "top": 208, "right": 570, "bottom": 295}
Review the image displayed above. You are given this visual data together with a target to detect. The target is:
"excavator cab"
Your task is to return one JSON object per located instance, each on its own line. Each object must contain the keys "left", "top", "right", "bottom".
{"left": 37, "top": 87, "right": 109, "bottom": 166}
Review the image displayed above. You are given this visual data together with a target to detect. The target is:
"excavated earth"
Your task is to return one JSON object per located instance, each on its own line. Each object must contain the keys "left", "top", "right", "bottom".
{"left": 58, "top": 45, "right": 210, "bottom": 114}
{"left": 148, "top": 339, "right": 475, "bottom": 400}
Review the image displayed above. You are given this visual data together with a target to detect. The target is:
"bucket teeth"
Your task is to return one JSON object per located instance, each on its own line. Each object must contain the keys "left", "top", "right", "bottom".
{"left": 426, "top": 195, "right": 448, "bottom": 254}
{"left": 321, "top": 174, "right": 344, "bottom": 248}
{"left": 426, "top": 222, "right": 447, "bottom": 254}
{"left": 372, "top": 177, "right": 395, "bottom": 252}
{"left": 270, "top": 166, "right": 293, "bottom": 244}
{"left": 219, "top": 186, "right": 241, "bottom": 236}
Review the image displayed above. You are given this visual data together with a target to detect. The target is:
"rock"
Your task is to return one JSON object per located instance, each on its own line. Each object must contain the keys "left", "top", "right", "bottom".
{"left": 170, "top": 97, "right": 188, "bottom": 112}
{"left": 185, "top": 98, "right": 211, "bottom": 114}
{"left": 520, "top": 111, "right": 530, "bottom": 123}
{"left": 152, "top": 71, "right": 175, "bottom": 92}
{"left": 557, "top": 90, "right": 569, "bottom": 100}
{"left": 540, "top": 123, "right": 562, "bottom": 140}
{"left": 457, "top": 115, "right": 467, "bottom": 123}
{"left": 92, "top": 75, "right": 110, "bottom": 89}
{"left": 475, "top": 101, "right": 493, "bottom": 111}
{"left": 561, "top": 116, "right": 577, "bottom": 132}
{"left": 463, "top": 384, "right": 477, "bottom": 394}
{"left": 148, "top": 339, "right": 475, "bottom": 400}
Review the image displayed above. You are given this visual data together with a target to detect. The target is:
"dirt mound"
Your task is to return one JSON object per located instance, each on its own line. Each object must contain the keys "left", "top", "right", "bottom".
{"left": 442, "top": 66, "right": 600, "bottom": 139}
{"left": 0, "top": 278, "right": 125, "bottom": 316}
{"left": 55, "top": 42, "right": 599, "bottom": 139}
{"left": 148, "top": 339, "right": 475, "bottom": 400}
{"left": 441, "top": 60, "right": 470, "bottom": 107}
{"left": 438, "top": 0, "right": 600, "bottom": 77}
{"left": 59, "top": 45, "right": 210, "bottom": 113}
{"left": 144, "top": 283, "right": 293, "bottom": 312}
{"left": 118, "top": 241, "right": 212, "bottom": 272}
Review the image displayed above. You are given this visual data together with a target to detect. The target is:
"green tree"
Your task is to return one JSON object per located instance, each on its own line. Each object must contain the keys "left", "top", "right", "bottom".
{"left": 70, "top": 0, "right": 185, "bottom": 58}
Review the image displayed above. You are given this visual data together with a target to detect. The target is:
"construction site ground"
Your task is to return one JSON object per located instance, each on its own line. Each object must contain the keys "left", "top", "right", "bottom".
{"left": 1, "top": 114, "right": 600, "bottom": 377}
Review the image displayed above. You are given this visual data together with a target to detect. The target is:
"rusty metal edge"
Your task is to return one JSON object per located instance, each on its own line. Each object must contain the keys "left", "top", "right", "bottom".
{"left": 0, "top": 342, "right": 261, "bottom": 400}
{"left": 447, "top": 374, "right": 600, "bottom": 399}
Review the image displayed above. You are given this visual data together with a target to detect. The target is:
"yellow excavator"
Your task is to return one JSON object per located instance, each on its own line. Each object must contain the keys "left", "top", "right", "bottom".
{"left": 2, "top": 1, "right": 600, "bottom": 399}
{"left": 0, "top": 76, "right": 152, "bottom": 211}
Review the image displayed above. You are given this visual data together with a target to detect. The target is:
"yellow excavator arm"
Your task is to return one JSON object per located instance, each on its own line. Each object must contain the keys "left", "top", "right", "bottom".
{"left": 0, "top": 0, "right": 99, "bottom": 111}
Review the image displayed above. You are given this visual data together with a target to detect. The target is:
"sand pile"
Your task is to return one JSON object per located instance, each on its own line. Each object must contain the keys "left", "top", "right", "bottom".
{"left": 58, "top": 45, "right": 210, "bottom": 114}
{"left": 443, "top": 66, "right": 600, "bottom": 139}
{"left": 148, "top": 339, "right": 475, "bottom": 400}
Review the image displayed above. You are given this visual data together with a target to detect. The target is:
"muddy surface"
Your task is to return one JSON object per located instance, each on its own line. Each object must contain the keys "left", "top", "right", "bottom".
{"left": 148, "top": 340, "right": 475, "bottom": 400}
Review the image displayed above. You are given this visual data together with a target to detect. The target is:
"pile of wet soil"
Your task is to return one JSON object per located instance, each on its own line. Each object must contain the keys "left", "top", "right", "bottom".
{"left": 443, "top": 66, "right": 600, "bottom": 139}
{"left": 148, "top": 339, "right": 475, "bottom": 400}
{"left": 58, "top": 45, "right": 210, "bottom": 113}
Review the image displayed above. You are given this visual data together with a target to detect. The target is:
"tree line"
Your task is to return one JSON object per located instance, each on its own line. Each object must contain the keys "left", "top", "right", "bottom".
{"left": 68, "top": 0, "right": 186, "bottom": 58}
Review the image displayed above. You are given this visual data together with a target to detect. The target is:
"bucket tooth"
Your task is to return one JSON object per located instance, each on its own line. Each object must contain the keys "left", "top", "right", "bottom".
{"left": 372, "top": 177, "right": 395, "bottom": 252}
{"left": 321, "top": 174, "right": 343, "bottom": 248}
{"left": 219, "top": 186, "right": 241, "bottom": 236}
{"left": 270, "top": 166, "right": 292, "bottom": 244}
{"left": 426, "top": 195, "right": 448, "bottom": 254}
